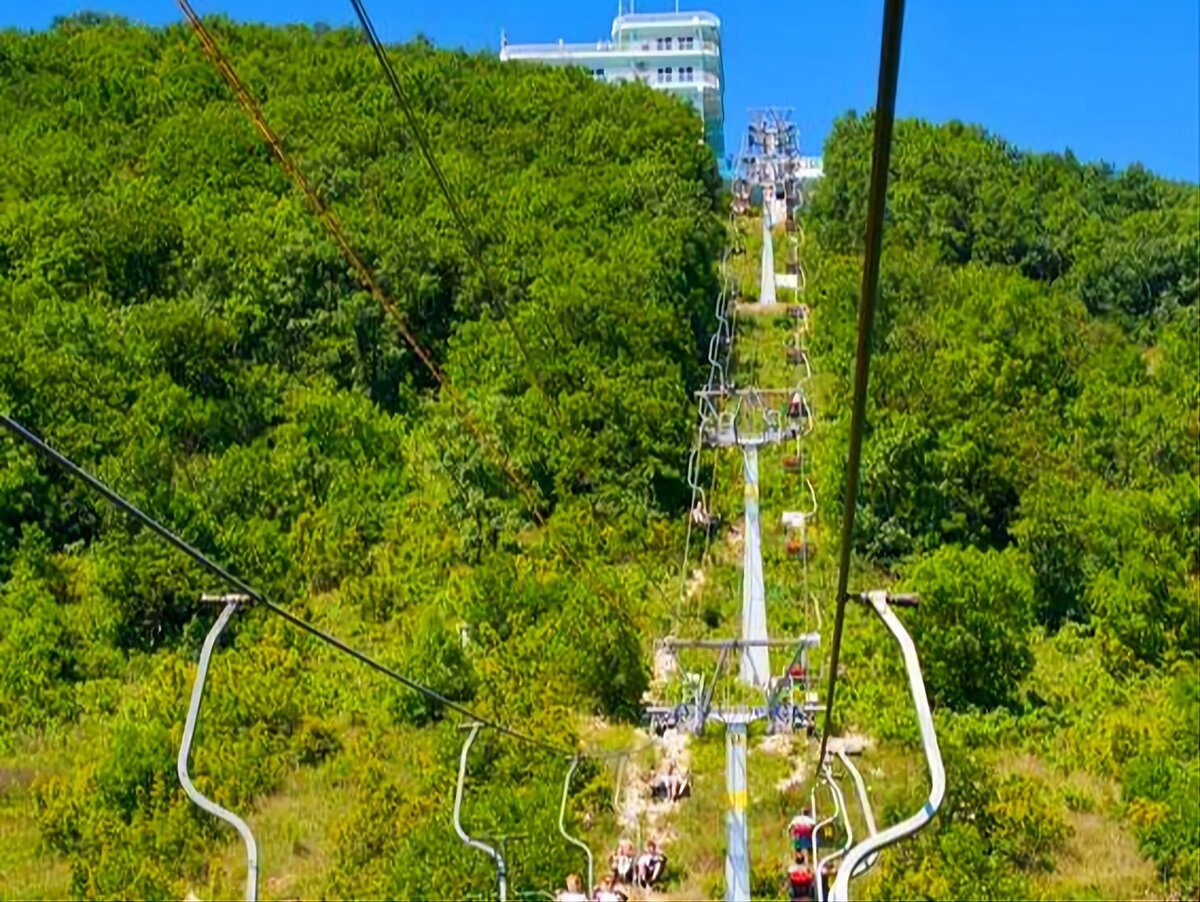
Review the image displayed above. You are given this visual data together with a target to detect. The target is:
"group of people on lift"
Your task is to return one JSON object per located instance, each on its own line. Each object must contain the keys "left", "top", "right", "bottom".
{"left": 557, "top": 839, "right": 667, "bottom": 902}
{"left": 612, "top": 838, "right": 668, "bottom": 891}
{"left": 786, "top": 808, "right": 840, "bottom": 900}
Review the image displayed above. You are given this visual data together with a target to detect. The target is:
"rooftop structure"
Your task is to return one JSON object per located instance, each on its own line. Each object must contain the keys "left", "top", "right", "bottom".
{"left": 500, "top": 7, "right": 725, "bottom": 157}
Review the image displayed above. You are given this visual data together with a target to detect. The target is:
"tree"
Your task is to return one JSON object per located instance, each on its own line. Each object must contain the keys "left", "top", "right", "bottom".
{"left": 903, "top": 546, "right": 1035, "bottom": 711}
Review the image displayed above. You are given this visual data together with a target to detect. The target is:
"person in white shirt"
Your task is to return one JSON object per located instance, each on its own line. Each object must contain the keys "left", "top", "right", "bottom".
{"left": 610, "top": 838, "right": 636, "bottom": 883}
{"left": 556, "top": 873, "right": 588, "bottom": 902}
{"left": 636, "top": 840, "right": 667, "bottom": 887}
{"left": 592, "top": 874, "right": 628, "bottom": 902}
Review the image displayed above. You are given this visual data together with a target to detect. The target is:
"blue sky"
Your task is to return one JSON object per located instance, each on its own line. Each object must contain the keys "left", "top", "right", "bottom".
{"left": 5, "top": 0, "right": 1199, "bottom": 182}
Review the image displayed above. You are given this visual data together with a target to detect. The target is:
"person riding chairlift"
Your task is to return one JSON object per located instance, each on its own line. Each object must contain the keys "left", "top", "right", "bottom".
{"left": 787, "top": 853, "right": 815, "bottom": 902}
{"left": 787, "top": 391, "right": 806, "bottom": 420}
{"left": 789, "top": 808, "right": 816, "bottom": 853}
{"left": 592, "top": 873, "right": 628, "bottom": 902}
{"left": 690, "top": 499, "right": 711, "bottom": 527}
{"left": 556, "top": 873, "right": 589, "bottom": 902}
{"left": 636, "top": 840, "right": 668, "bottom": 888}
{"left": 610, "top": 839, "right": 636, "bottom": 883}
{"left": 651, "top": 762, "right": 689, "bottom": 802}
{"left": 819, "top": 858, "right": 839, "bottom": 894}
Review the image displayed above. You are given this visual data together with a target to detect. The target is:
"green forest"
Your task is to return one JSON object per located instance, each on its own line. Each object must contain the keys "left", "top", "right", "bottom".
{"left": 1, "top": 14, "right": 1197, "bottom": 902}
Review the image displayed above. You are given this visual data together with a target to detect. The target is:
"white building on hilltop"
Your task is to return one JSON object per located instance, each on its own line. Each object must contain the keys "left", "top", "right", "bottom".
{"left": 500, "top": 7, "right": 726, "bottom": 157}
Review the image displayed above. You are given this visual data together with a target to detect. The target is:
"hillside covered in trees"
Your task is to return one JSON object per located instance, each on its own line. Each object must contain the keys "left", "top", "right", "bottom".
{"left": 807, "top": 115, "right": 1198, "bottom": 899}
{"left": 0, "top": 15, "right": 720, "bottom": 899}
{"left": 0, "top": 14, "right": 1197, "bottom": 902}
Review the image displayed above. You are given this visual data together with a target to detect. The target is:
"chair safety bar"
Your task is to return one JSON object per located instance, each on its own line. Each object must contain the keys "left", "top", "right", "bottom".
{"left": 177, "top": 598, "right": 258, "bottom": 902}
{"left": 830, "top": 591, "right": 944, "bottom": 902}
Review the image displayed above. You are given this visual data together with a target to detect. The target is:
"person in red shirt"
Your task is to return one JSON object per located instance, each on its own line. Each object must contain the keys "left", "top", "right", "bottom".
{"left": 787, "top": 854, "right": 815, "bottom": 902}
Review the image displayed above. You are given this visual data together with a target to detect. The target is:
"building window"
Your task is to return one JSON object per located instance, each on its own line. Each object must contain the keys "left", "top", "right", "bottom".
{"left": 592, "top": 68, "right": 605, "bottom": 80}
{"left": 682, "top": 66, "right": 694, "bottom": 82}
{"left": 656, "top": 67, "right": 674, "bottom": 84}
{"left": 656, "top": 36, "right": 673, "bottom": 50}
{"left": 681, "top": 36, "right": 695, "bottom": 50}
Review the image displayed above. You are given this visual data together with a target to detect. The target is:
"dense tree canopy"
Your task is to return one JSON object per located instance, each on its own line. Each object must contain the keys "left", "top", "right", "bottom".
{"left": 809, "top": 112, "right": 1198, "bottom": 899}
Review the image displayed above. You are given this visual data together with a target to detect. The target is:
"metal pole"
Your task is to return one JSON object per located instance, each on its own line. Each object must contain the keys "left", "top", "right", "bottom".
{"left": 724, "top": 722, "right": 750, "bottom": 902}
{"left": 819, "top": 0, "right": 908, "bottom": 768}
{"left": 558, "top": 758, "right": 594, "bottom": 892}
{"left": 760, "top": 214, "right": 777, "bottom": 304}
{"left": 830, "top": 592, "right": 943, "bottom": 902}
{"left": 177, "top": 599, "right": 258, "bottom": 902}
{"left": 740, "top": 446, "right": 770, "bottom": 687}
{"left": 455, "top": 724, "right": 508, "bottom": 901}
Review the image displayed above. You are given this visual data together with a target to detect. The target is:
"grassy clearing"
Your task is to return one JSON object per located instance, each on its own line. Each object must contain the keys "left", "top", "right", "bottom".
{"left": 0, "top": 738, "right": 77, "bottom": 901}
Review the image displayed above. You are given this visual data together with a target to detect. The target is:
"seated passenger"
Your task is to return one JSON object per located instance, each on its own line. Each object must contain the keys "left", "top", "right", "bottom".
{"left": 787, "top": 857, "right": 815, "bottom": 902}
{"left": 593, "top": 874, "right": 628, "bottom": 902}
{"left": 664, "top": 762, "right": 690, "bottom": 801}
{"left": 690, "top": 500, "right": 711, "bottom": 527}
{"left": 650, "top": 770, "right": 671, "bottom": 800}
{"left": 610, "top": 839, "right": 636, "bottom": 883}
{"left": 787, "top": 392, "right": 806, "bottom": 419}
{"left": 636, "top": 840, "right": 667, "bottom": 887}
{"left": 819, "top": 859, "right": 838, "bottom": 894}
{"left": 557, "top": 873, "right": 589, "bottom": 902}
{"left": 789, "top": 808, "right": 816, "bottom": 852}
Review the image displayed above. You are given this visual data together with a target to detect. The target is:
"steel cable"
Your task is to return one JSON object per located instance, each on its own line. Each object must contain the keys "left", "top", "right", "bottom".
{"left": 346, "top": 0, "right": 552, "bottom": 402}
{"left": 0, "top": 413, "right": 653, "bottom": 762}
{"left": 817, "top": 0, "right": 907, "bottom": 766}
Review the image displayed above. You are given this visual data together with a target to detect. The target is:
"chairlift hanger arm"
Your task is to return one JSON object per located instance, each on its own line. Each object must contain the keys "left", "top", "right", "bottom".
{"left": 455, "top": 723, "right": 509, "bottom": 902}
{"left": 816, "top": 768, "right": 853, "bottom": 902}
{"left": 559, "top": 758, "right": 594, "bottom": 892}
{"left": 836, "top": 749, "right": 880, "bottom": 878}
{"left": 830, "top": 590, "right": 944, "bottom": 902}
{"left": 178, "top": 600, "right": 258, "bottom": 902}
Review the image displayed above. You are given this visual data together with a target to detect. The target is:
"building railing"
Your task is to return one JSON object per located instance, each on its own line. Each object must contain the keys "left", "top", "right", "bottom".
{"left": 612, "top": 11, "right": 721, "bottom": 28}
{"left": 600, "top": 68, "right": 720, "bottom": 89}
{"left": 502, "top": 40, "right": 611, "bottom": 57}
{"left": 623, "top": 39, "right": 720, "bottom": 54}
{"left": 502, "top": 38, "right": 719, "bottom": 60}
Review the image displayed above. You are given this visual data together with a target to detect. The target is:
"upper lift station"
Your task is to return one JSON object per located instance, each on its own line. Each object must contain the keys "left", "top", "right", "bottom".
{"left": 501, "top": 5, "right": 727, "bottom": 157}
